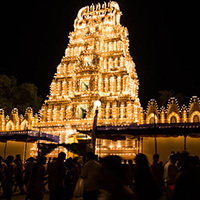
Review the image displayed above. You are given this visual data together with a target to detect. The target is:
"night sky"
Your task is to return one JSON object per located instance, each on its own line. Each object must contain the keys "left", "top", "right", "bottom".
{"left": 1, "top": 0, "right": 199, "bottom": 108}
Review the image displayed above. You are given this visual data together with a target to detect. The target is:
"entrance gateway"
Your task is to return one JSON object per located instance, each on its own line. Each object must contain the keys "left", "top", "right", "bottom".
{"left": 38, "top": 1, "right": 141, "bottom": 159}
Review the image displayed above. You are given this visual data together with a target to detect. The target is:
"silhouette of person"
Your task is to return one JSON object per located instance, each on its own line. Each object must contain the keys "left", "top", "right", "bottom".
{"left": 14, "top": 154, "right": 25, "bottom": 194}
{"left": 98, "top": 155, "right": 136, "bottom": 200}
{"left": 24, "top": 157, "right": 35, "bottom": 186}
{"left": 124, "top": 160, "right": 135, "bottom": 188}
{"left": 48, "top": 152, "right": 66, "bottom": 200}
{"left": 81, "top": 152, "right": 101, "bottom": 200}
{"left": 2, "top": 156, "right": 17, "bottom": 200}
{"left": 26, "top": 156, "right": 47, "bottom": 200}
{"left": 173, "top": 152, "right": 200, "bottom": 200}
{"left": 163, "top": 153, "right": 177, "bottom": 200}
{"left": 134, "top": 153, "right": 157, "bottom": 200}
{"left": 150, "top": 154, "right": 163, "bottom": 198}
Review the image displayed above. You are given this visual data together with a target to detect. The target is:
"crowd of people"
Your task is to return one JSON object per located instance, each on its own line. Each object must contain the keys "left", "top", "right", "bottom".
{"left": 0, "top": 150, "right": 199, "bottom": 200}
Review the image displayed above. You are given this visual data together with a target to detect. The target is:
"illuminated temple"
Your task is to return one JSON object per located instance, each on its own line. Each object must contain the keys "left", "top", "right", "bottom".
{"left": 0, "top": 1, "right": 200, "bottom": 161}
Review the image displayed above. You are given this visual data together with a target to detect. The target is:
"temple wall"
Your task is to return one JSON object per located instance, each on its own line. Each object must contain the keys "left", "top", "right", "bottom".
{"left": 1, "top": 95, "right": 200, "bottom": 160}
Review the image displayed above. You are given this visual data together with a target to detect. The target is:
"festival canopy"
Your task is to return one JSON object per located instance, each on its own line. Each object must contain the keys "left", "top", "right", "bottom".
{"left": 0, "top": 130, "right": 59, "bottom": 143}
{"left": 95, "top": 122, "right": 200, "bottom": 139}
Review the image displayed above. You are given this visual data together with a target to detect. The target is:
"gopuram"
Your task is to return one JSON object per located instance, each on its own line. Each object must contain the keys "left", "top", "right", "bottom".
{"left": 0, "top": 1, "right": 200, "bottom": 161}
{"left": 38, "top": 1, "right": 141, "bottom": 158}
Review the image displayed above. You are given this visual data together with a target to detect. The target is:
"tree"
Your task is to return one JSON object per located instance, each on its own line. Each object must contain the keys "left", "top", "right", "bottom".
{"left": 0, "top": 75, "right": 43, "bottom": 115}
{"left": 13, "top": 83, "right": 43, "bottom": 114}
{"left": 158, "top": 90, "right": 175, "bottom": 107}
{"left": 158, "top": 90, "right": 189, "bottom": 107}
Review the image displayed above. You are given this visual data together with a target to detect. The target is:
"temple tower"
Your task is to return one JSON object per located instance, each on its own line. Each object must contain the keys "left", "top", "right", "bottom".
{"left": 38, "top": 1, "right": 141, "bottom": 158}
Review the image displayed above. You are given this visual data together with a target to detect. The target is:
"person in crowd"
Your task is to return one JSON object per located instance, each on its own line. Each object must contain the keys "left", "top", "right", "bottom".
{"left": 81, "top": 152, "right": 101, "bottom": 200}
{"left": 194, "top": 155, "right": 200, "bottom": 187}
{"left": 24, "top": 157, "right": 35, "bottom": 187}
{"left": 134, "top": 153, "right": 157, "bottom": 200}
{"left": 48, "top": 152, "right": 66, "bottom": 200}
{"left": 150, "top": 154, "right": 163, "bottom": 198}
{"left": 0, "top": 156, "right": 7, "bottom": 196}
{"left": 123, "top": 160, "right": 135, "bottom": 188}
{"left": 173, "top": 152, "right": 200, "bottom": 200}
{"left": 0, "top": 156, "right": 7, "bottom": 173}
{"left": 64, "top": 157, "right": 73, "bottom": 200}
{"left": 163, "top": 153, "right": 177, "bottom": 200}
{"left": 13, "top": 154, "right": 25, "bottom": 194}
{"left": 170, "top": 151, "right": 175, "bottom": 155}
{"left": 159, "top": 161, "right": 164, "bottom": 178}
{"left": 98, "top": 155, "right": 136, "bottom": 200}
{"left": 25, "top": 156, "right": 47, "bottom": 200}
{"left": 71, "top": 158, "right": 80, "bottom": 192}
{"left": 74, "top": 156, "right": 82, "bottom": 174}
{"left": 98, "top": 157, "right": 103, "bottom": 164}
{"left": 2, "top": 155, "right": 17, "bottom": 200}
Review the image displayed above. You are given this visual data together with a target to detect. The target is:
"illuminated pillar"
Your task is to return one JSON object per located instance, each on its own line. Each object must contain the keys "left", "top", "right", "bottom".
{"left": 106, "top": 102, "right": 110, "bottom": 119}
{"left": 100, "top": 57, "right": 103, "bottom": 71}
{"left": 117, "top": 76, "right": 121, "bottom": 91}
{"left": 127, "top": 101, "right": 132, "bottom": 119}
{"left": 160, "top": 108, "right": 165, "bottom": 123}
{"left": 50, "top": 81, "right": 56, "bottom": 96}
{"left": 120, "top": 56, "right": 123, "bottom": 67}
{"left": 104, "top": 58, "right": 107, "bottom": 71}
{"left": 114, "top": 57, "right": 118, "bottom": 68}
{"left": 105, "top": 77, "right": 108, "bottom": 92}
{"left": 109, "top": 42, "right": 112, "bottom": 51}
{"left": 53, "top": 106, "right": 57, "bottom": 121}
{"left": 66, "top": 106, "right": 72, "bottom": 119}
{"left": 47, "top": 106, "right": 53, "bottom": 122}
{"left": 65, "top": 48, "right": 69, "bottom": 56}
{"left": 71, "top": 47, "right": 74, "bottom": 56}
{"left": 122, "top": 76, "right": 126, "bottom": 91}
{"left": 69, "top": 81, "right": 73, "bottom": 96}
{"left": 60, "top": 105, "right": 65, "bottom": 121}
{"left": 56, "top": 82, "right": 60, "bottom": 96}
{"left": 113, "top": 101, "right": 117, "bottom": 119}
{"left": 113, "top": 76, "right": 117, "bottom": 92}
{"left": 182, "top": 107, "right": 187, "bottom": 123}
{"left": 105, "top": 42, "right": 107, "bottom": 52}
{"left": 108, "top": 58, "right": 113, "bottom": 71}
{"left": 114, "top": 41, "right": 116, "bottom": 51}
{"left": 62, "top": 80, "right": 66, "bottom": 96}
{"left": 120, "top": 102, "right": 125, "bottom": 118}
{"left": 100, "top": 40, "right": 103, "bottom": 51}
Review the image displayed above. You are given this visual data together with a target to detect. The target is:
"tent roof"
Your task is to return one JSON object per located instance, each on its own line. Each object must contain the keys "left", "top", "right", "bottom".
{"left": 0, "top": 130, "right": 59, "bottom": 143}
{"left": 78, "top": 122, "right": 200, "bottom": 140}
{"left": 95, "top": 123, "right": 200, "bottom": 138}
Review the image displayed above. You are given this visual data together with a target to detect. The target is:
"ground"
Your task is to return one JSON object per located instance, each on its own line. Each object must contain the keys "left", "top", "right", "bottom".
{"left": 12, "top": 191, "right": 49, "bottom": 200}
{"left": 10, "top": 190, "right": 166, "bottom": 200}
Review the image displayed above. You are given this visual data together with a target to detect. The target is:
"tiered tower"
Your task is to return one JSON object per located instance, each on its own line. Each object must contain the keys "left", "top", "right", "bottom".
{"left": 38, "top": 1, "right": 141, "bottom": 158}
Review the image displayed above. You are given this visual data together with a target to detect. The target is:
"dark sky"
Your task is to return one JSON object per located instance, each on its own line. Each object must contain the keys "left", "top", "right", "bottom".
{"left": 1, "top": 0, "right": 199, "bottom": 108}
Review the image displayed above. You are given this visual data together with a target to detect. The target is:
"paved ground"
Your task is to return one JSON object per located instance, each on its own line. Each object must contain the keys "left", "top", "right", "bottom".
{"left": 0, "top": 188, "right": 50, "bottom": 200}
{"left": 11, "top": 191, "right": 50, "bottom": 200}
{"left": 2, "top": 187, "right": 166, "bottom": 200}
{"left": 10, "top": 191, "right": 166, "bottom": 200}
